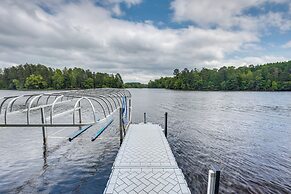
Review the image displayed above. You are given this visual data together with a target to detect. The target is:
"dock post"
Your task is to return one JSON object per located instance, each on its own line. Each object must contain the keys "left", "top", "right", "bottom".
{"left": 128, "top": 99, "right": 131, "bottom": 123}
{"left": 144, "top": 112, "right": 146, "bottom": 123}
{"left": 119, "top": 107, "right": 123, "bottom": 145}
{"left": 40, "top": 107, "right": 46, "bottom": 145}
{"left": 207, "top": 167, "right": 220, "bottom": 194}
{"left": 164, "top": 112, "right": 168, "bottom": 137}
{"left": 78, "top": 101, "right": 82, "bottom": 130}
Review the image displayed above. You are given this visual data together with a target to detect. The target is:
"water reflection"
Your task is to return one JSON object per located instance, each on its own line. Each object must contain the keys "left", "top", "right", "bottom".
{"left": 42, "top": 140, "right": 48, "bottom": 170}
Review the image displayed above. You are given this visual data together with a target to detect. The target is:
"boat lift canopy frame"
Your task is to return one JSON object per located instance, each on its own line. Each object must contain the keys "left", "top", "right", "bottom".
{"left": 0, "top": 88, "right": 131, "bottom": 127}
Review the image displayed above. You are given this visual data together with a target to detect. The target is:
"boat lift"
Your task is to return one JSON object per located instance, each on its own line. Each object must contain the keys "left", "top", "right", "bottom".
{"left": 0, "top": 89, "right": 132, "bottom": 144}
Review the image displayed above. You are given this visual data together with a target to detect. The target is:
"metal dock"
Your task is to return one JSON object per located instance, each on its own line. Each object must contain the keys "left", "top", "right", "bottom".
{"left": 104, "top": 123, "right": 191, "bottom": 194}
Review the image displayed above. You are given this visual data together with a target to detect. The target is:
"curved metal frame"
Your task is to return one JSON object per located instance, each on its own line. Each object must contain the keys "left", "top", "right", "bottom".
{"left": 50, "top": 95, "right": 64, "bottom": 124}
{"left": 105, "top": 95, "right": 117, "bottom": 110}
{"left": 4, "top": 95, "right": 24, "bottom": 124}
{"left": 112, "top": 93, "right": 121, "bottom": 107}
{"left": 72, "top": 97, "right": 96, "bottom": 124}
{"left": 27, "top": 94, "right": 43, "bottom": 124}
{"left": 99, "top": 96, "right": 114, "bottom": 113}
{"left": 25, "top": 94, "right": 39, "bottom": 108}
{"left": 96, "top": 96, "right": 111, "bottom": 115}
{"left": 0, "top": 89, "right": 131, "bottom": 127}
{"left": 0, "top": 96, "right": 17, "bottom": 114}
{"left": 88, "top": 97, "right": 107, "bottom": 118}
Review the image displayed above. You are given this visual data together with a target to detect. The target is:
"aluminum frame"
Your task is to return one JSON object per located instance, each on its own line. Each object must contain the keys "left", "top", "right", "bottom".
{"left": 0, "top": 88, "right": 131, "bottom": 127}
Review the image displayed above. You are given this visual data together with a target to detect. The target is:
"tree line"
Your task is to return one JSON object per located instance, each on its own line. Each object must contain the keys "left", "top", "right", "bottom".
{"left": 1, "top": 61, "right": 290, "bottom": 91}
{"left": 148, "top": 61, "right": 291, "bottom": 91}
{"left": 0, "top": 64, "right": 123, "bottom": 90}
{"left": 124, "top": 82, "right": 147, "bottom": 88}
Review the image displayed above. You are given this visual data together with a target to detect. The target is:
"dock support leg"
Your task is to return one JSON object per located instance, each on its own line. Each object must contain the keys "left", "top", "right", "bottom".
{"left": 129, "top": 99, "right": 131, "bottom": 123}
{"left": 119, "top": 107, "right": 123, "bottom": 145}
{"left": 40, "top": 107, "right": 48, "bottom": 169}
{"left": 40, "top": 107, "right": 46, "bottom": 145}
{"left": 207, "top": 167, "right": 220, "bottom": 194}
{"left": 78, "top": 101, "right": 82, "bottom": 130}
{"left": 164, "top": 112, "right": 168, "bottom": 137}
{"left": 144, "top": 112, "right": 146, "bottom": 124}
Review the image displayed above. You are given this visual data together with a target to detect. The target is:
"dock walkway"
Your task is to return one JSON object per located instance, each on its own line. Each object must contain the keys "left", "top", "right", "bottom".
{"left": 104, "top": 123, "right": 191, "bottom": 194}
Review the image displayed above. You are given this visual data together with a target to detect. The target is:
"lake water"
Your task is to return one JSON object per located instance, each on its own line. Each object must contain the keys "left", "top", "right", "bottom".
{"left": 0, "top": 89, "right": 290, "bottom": 193}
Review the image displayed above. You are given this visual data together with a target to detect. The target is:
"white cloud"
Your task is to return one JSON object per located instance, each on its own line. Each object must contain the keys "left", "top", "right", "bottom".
{"left": 283, "top": 41, "right": 291, "bottom": 48}
{"left": 170, "top": 0, "right": 291, "bottom": 32}
{"left": 258, "top": 12, "right": 291, "bottom": 32}
{"left": 0, "top": 1, "right": 260, "bottom": 80}
{"left": 171, "top": 0, "right": 258, "bottom": 29}
{"left": 0, "top": 0, "right": 289, "bottom": 83}
{"left": 217, "top": 55, "right": 288, "bottom": 67}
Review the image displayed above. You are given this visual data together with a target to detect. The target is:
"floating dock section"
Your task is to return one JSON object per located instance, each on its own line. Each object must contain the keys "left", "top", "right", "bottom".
{"left": 104, "top": 123, "right": 191, "bottom": 194}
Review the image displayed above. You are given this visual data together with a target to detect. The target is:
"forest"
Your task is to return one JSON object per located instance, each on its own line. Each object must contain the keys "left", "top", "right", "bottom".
{"left": 148, "top": 61, "right": 291, "bottom": 91}
{"left": 124, "top": 82, "right": 147, "bottom": 88}
{"left": 0, "top": 64, "right": 123, "bottom": 90}
{"left": 1, "top": 61, "right": 290, "bottom": 91}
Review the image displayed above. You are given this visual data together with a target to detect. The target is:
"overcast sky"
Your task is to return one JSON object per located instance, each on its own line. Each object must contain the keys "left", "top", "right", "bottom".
{"left": 0, "top": 0, "right": 291, "bottom": 83}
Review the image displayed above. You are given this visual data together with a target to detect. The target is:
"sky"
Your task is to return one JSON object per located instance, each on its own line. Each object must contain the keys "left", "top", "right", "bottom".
{"left": 0, "top": 0, "right": 291, "bottom": 83}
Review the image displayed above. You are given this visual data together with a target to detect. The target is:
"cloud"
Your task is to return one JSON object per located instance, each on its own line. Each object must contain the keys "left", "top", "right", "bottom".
{"left": 0, "top": 0, "right": 260, "bottom": 81}
{"left": 213, "top": 55, "right": 288, "bottom": 67}
{"left": 171, "top": 0, "right": 257, "bottom": 29}
{"left": 0, "top": 0, "right": 289, "bottom": 83}
{"left": 170, "top": 0, "right": 291, "bottom": 32}
{"left": 258, "top": 12, "right": 291, "bottom": 32}
{"left": 283, "top": 41, "right": 291, "bottom": 48}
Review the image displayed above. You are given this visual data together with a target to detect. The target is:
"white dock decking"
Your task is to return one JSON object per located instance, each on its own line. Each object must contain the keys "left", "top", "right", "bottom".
{"left": 104, "top": 123, "right": 191, "bottom": 194}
